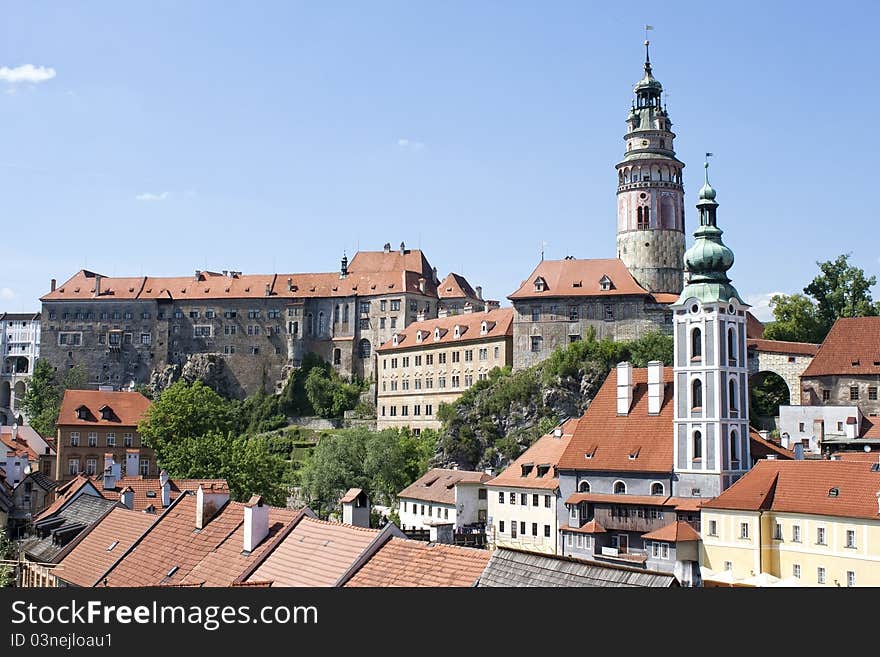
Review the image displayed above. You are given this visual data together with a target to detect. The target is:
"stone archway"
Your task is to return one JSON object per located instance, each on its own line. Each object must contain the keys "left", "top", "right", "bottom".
{"left": 749, "top": 370, "right": 791, "bottom": 431}
{"left": 0, "top": 381, "right": 10, "bottom": 409}
{"left": 747, "top": 340, "right": 819, "bottom": 407}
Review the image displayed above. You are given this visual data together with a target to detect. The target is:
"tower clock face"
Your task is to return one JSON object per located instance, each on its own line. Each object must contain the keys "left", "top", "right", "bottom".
{"left": 641, "top": 139, "right": 649, "bottom": 146}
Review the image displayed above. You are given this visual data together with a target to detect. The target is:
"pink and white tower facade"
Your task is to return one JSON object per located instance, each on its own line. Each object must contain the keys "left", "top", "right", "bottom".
{"left": 615, "top": 40, "right": 686, "bottom": 295}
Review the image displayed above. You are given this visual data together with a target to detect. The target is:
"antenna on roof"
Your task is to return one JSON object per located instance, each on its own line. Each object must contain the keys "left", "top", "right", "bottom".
{"left": 540, "top": 241, "right": 548, "bottom": 261}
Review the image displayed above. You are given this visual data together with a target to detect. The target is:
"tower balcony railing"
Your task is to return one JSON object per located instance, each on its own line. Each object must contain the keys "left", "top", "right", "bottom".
{"left": 617, "top": 180, "right": 682, "bottom": 193}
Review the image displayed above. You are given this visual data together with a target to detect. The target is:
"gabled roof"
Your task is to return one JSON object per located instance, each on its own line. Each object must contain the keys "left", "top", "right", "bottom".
{"left": 348, "top": 248, "right": 434, "bottom": 280}
{"left": 749, "top": 428, "right": 795, "bottom": 460}
{"left": 477, "top": 548, "right": 679, "bottom": 587}
{"left": 0, "top": 311, "right": 41, "bottom": 322}
{"left": 487, "top": 418, "right": 578, "bottom": 490}
{"left": 508, "top": 258, "right": 651, "bottom": 300}
{"left": 96, "top": 476, "right": 227, "bottom": 512}
{"left": 0, "top": 433, "right": 36, "bottom": 461}
{"left": 557, "top": 367, "right": 674, "bottom": 473}
{"left": 340, "top": 488, "right": 364, "bottom": 504}
{"left": 802, "top": 317, "right": 880, "bottom": 377}
{"left": 438, "top": 272, "right": 478, "bottom": 300}
{"left": 702, "top": 459, "right": 880, "bottom": 521}
{"left": 397, "top": 469, "right": 492, "bottom": 505}
{"left": 34, "top": 475, "right": 103, "bottom": 521}
{"left": 747, "top": 339, "right": 820, "bottom": 357}
{"left": 343, "top": 537, "right": 490, "bottom": 587}
{"left": 57, "top": 390, "right": 151, "bottom": 428}
{"left": 21, "top": 494, "right": 119, "bottom": 563}
{"left": 55, "top": 508, "right": 157, "bottom": 586}
{"left": 377, "top": 307, "right": 513, "bottom": 352}
{"left": 641, "top": 520, "right": 701, "bottom": 542}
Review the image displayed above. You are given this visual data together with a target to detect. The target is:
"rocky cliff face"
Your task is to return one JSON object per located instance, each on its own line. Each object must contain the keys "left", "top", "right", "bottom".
{"left": 147, "top": 354, "right": 236, "bottom": 398}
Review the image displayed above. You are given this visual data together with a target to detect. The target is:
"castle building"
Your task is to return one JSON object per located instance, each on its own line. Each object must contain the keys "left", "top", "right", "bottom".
{"left": 0, "top": 312, "right": 41, "bottom": 425}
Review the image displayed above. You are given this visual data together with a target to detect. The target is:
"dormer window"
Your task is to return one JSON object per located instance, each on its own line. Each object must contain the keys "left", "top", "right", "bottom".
{"left": 533, "top": 277, "right": 546, "bottom": 293}
{"left": 521, "top": 464, "right": 534, "bottom": 477}
{"left": 434, "top": 328, "right": 441, "bottom": 341}
{"left": 392, "top": 333, "right": 399, "bottom": 346}
{"left": 453, "top": 325, "right": 461, "bottom": 339}
{"left": 76, "top": 406, "right": 89, "bottom": 420}
{"left": 599, "top": 275, "right": 613, "bottom": 291}
{"left": 416, "top": 331, "right": 423, "bottom": 343}
{"left": 480, "top": 321, "right": 487, "bottom": 335}
{"left": 536, "top": 464, "right": 550, "bottom": 478}
{"left": 99, "top": 405, "right": 114, "bottom": 421}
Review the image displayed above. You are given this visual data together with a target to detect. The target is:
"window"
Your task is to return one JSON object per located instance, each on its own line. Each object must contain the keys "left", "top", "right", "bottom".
{"left": 84, "top": 458, "right": 97, "bottom": 475}
{"left": 250, "top": 346, "right": 260, "bottom": 355}
{"left": 691, "top": 327, "right": 702, "bottom": 361}
{"left": 193, "top": 325, "right": 212, "bottom": 338}
{"left": 464, "top": 350, "right": 473, "bottom": 362}
{"left": 727, "top": 327, "right": 737, "bottom": 364}
{"left": 494, "top": 346, "right": 500, "bottom": 359}
{"left": 817, "top": 567, "right": 826, "bottom": 585}
{"left": 568, "top": 305, "right": 579, "bottom": 321}
{"left": 509, "top": 492, "right": 516, "bottom": 504}
{"left": 426, "top": 354, "right": 433, "bottom": 365}
{"left": 817, "top": 527, "right": 826, "bottom": 545}
{"left": 708, "top": 520, "right": 717, "bottom": 537}
{"left": 544, "top": 495, "right": 551, "bottom": 508}
{"left": 106, "top": 433, "right": 116, "bottom": 447}
{"left": 452, "top": 351, "right": 460, "bottom": 363}
{"left": 604, "top": 304, "right": 613, "bottom": 320}
{"left": 693, "top": 430, "right": 703, "bottom": 460}
{"left": 224, "top": 325, "right": 237, "bottom": 335}
{"left": 359, "top": 339, "right": 371, "bottom": 359}
{"left": 650, "top": 482, "right": 664, "bottom": 496}
{"left": 68, "top": 458, "right": 80, "bottom": 475}
{"left": 566, "top": 533, "right": 573, "bottom": 548}
{"left": 499, "top": 521, "right": 505, "bottom": 534}
{"left": 498, "top": 492, "right": 504, "bottom": 504}
{"left": 451, "top": 375, "right": 460, "bottom": 388}
{"left": 224, "top": 345, "right": 235, "bottom": 355}
{"left": 415, "top": 355, "right": 422, "bottom": 366}
{"left": 691, "top": 379, "right": 703, "bottom": 410}
{"left": 651, "top": 542, "right": 669, "bottom": 559}
{"left": 576, "top": 534, "right": 583, "bottom": 548}
{"left": 728, "top": 379, "right": 738, "bottom": 413}
{"left": 531, "top": 522, "right": 538, "bottom": 536}
{"left": 847, "top": 571, "right": 855, "bottom": 587}
{"left": 69, "top": 432, "right": 80, "bottom": 446}
{"left": 613, "top": 481, "right": 626, "bottom": 495}
{"left": 87, "top": 432, "right": 97, "bottom": 447}
{"left": 123, "top": 433, "right": 133, "bottom": 447}
{"left": 740, "top": 522, "right": 749, "bottom": 539}
{"left": 774, "top": 523, "right": 783, "bottom": 540}
{"left": 792, "top": 525, "right": 801, "bottom": 543}
{"left": 531, "top": 336, "right": 542, "bottom": 352}
{"left": 869, "top": 386, "right": 878, "bottom": 401}
{"left": 822, "top": 389, "right": 830, "bottom": 401}
{"left": 520, "top": 522, "right": 526, "bottom": 535}
{"left": 425, "top": 404, "right": 432, "bottom": 416}
{"left": 438, "top": 353, "right": 447, "bottom": 364}
{"left": 792, "top": 564, "right": 801, "bottom": 579}
{"left": 845, "top": 530, "right": 856, "bottom": 548}
{"left": 140, "top": 333, "right": 152, "bottom": 345}
{"left": 520, "top": 493, "right": 527, "bottom": 506}
{"left": 532, "top": 494, "right": 539, "bottom": 506}
{"left": 390, "top": 300, "right": 400, "bottom": 312}
{"left": 544, "top": 525, "right": 551, "bottom": 538}
{"left": 850, "top": 386, "right": 860, "bottom": 401}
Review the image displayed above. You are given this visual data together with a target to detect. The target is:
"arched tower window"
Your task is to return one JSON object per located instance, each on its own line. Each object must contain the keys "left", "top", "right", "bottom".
{"left": 691, "top": 328, "right": 702, "bottom": 361}
{"left": 613, "top": 481, "right": 626, "bottom": 495}
{"left": 358, "top": 339, "right": 371, "bottom": 359}
{"left": 730, "top": 430, "right": 739, "bottom": 465}
{"left": 644, "top": 206, "right": 650, "bottom": 227}
{"left": 334, "top": 305, "right": 340, "bottom": 324}
{"left": 693, "top": 430, "right": 703, "bottom": 460}
{"left": 651, "top": 482, "right": 664, "bottom": 496}
{"left": 333, "top": 348, "right": 341, "bottom": 366}
{"left": 307, "top": 313, "right": 314, "bottom": 335}
{"left": 728, "top": 327, "right": 737, "bottom": 365}
{"left": 691, "top": 379, "right": 703, "bottom": 410}
{"left": 318, "top": 311, "right": 325, "bottom": 335}
{"left": 579, "top": 481, "right": 590, "bottom": 493}
{"left": 729, "top": 379, "right": 738, "bottom": 414}
{"left": 343, "top": 304, "right": 349, "bottom": 324}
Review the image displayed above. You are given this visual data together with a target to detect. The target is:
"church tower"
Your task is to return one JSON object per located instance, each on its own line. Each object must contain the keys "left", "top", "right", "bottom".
{"left": 616, "top": 39, "right": 686, "bottom": 295}
{"left": 671, "top": 160, "right": 750, "bottom": 499}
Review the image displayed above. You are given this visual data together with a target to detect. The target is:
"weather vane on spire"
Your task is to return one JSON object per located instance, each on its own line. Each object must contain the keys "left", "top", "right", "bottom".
{"left": 644, "top": 25, "right": 653, "bottom": 60}
{"left": 704, "top": 152, "right": 714, "bottom": 184}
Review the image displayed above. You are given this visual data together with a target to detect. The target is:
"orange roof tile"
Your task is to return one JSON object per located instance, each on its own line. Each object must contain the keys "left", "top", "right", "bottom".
{"left": 641, "top": 520, "right": 701, "bottom": 542}
{"left": 702, "top": 459, "right": 880, "bottom": 521}
{"left": 560, "top": 519, "right": 607, "bottom": 534}
{"left": 487, "top": 418, "right": 578, "bottom": 490}
{"left": 557, "top": 367, "right": 674, "bottom": 473}
{"left": 245, "top": 516, "right": 385, "bottom": 587}
{"left": 749, "top": 428, "right": 795, "bottom": 460}
{"left": 802, "top": 317, "right": 880, "bottom": 377}
{"left": 438, "top": 272, "right": 478, "bottom": 300}
{"left": 348, "top": 248, "right": 434, "bottom": 278}
{"left": 34, "top": 475, "right": 102, "bottom": 521}
{"left": 508, "top": 258, "right": 650, "bottom": 300}
{"left": 746, "top": 312, "right": 765, "bottom": 339}
{"left": 398, "top": 469, "right": 492, "bottom": 505}
{"left": 0, "top": 434, "right": 36, "bottom": 461}
{"left": 340, "top": 488, "right": 364, "bottom": 504}
{"left": 833, "top": 450, "right": 880, "bottom": 462}
{"left": 55, "top": 508, "right": 156, "bottom": 587}
{"left": 565, "top": 492, "right": 677, "bottom": 507}
{"left": 343, "top": 537, "right": 490, "bottom": 587}
{"left": 377, "top": 307, "right": 513, "bottom": 351}
{"left": 57, "top": 390, "right": 151, "bottom": 428}
{"left": 96, "top": 476, "right": 227, "bottom": 512}
{"left": 747, "top": 339, "right": 820, "bottom": 356}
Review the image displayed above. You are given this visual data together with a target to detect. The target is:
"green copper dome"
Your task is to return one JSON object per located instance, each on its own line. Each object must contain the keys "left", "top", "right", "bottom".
{"left": 698, "top": 181, "right": 716, "bottom": 200}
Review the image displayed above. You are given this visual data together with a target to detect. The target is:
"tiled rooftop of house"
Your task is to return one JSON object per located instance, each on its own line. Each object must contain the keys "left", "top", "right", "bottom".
{"left": 487, "top": 418, "right": 578, "bottom": 491}
{"left": 377, "top": 307, "right": 513, "bottom": 351}
{"left": 57, "top": 390, "right": 151, "bottom": 428}
{"left": 801, "top": 317, "right": 880, "bottom": 377}
{"left": 397, "top": 468, "right": 492, "bottom": 506}
{"left": 21, "top": 494, "right": 119, "bottom": 563}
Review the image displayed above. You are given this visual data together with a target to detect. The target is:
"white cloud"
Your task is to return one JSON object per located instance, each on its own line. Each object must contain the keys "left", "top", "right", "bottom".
{"left": 397, "top": 138, "right": 425, "bottom": 150}
{"left": 0, "top": 64, "right": 56, "bottom": 84}
{"left": 744, "top": 291, "right": 786, "bottom": 322}
{"left": 135, "top": 191, "right": 170, "bottom": 202}
{"left": 0, "top": 287, "right": 15, "bottom": 301}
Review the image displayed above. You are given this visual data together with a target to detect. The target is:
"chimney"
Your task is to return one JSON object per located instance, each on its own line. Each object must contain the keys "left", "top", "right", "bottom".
{"left": 222, "top": 270, "right": 229, "bottom": 277}
{"left": 159, "top": 469, "right": 170, "bottom": 507}
{"left": 616, "top": 362, "right": 634, "bottom": 416}
{"left": 475, "top": 285, "right": 483, "bottom": 300}
{"left": 125, "top": 450, "right": 140, "bottom": 477}
{"left": 194, "top": 270, "right": 201, "bottom": 281}
{"left": 432, "top": 266, "right": 438, "bottom": 284}
{"left": 647, "top": 360, "right": 664, "bottom": 415}
{"left": 830, "top": 453, "right": 840, "bottom": 461}
{"left": 50, "top": 278, "right": 57, "bottom": 292}
{"left": 383, "top": 242, "right": 391, "bottom": 253}
{"left": 463, "top": 302, "right": 473, "bottom": 314}
{"left": 243, "top": 494, "right": 270, "bottom": 552}
{"left": 437, "top": 308, "right": 448, "bottom": 318}
{"left": 103, "top": 453, "right": 121, "bottom": 490}
{"left": 196, "top": 483, "right": 230, "bottom": 530}
{"left": 94, "top": 274, "right": 103, "bottom": 297}
{"left": 264, "top": 283, "right": 271, "bottom": 297}
{"left": 429, "top": 522, "right": 454, "bottom": 544}
{"left": 418, "top": 277, "right": 426, "bottom": 294}
{"left": 553, "top": 426, "right": 564, "bottom": 439}
{"left": 845, "top": 417, "right": 858, "bottom": 440}
{"left": 120, "top": 486, "right": 134, "bottom": 510}
{"left": 287, "top": 277, "right": 293, "bottom": 292}
{"left": 417, "top": 310, "right": 426, "bottom": 322}
{"left": 766, "top": 454, "right": 777, "bottom": 460}
{"left": 399, "top": 241, "right": 406, "bottom": 255}
{"left": 341, "top": 489, "right": 370, "bottom": 527}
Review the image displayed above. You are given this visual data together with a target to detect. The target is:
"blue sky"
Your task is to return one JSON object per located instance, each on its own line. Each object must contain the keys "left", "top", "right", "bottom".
{"left": 0, "top": 1, "right": 878, "bottom": 321}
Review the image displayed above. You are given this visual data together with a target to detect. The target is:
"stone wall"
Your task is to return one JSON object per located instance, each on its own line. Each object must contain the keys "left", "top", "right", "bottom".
{"left": 617, "top": 229, "right": 685, "bottom": 295}
{"left": 801, "top": 374, "right": 880, "bottom": 416}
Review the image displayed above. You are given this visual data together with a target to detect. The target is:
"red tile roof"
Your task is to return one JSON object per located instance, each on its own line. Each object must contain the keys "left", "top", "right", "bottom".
{"left": 57, "top": 390, "right": 151, "bottom": 428}
{"left": 245, "top": 516, "right": 385, "bottom": 587}
{"left": 508, "top": 258, "right": 651, "bottom": 300}
{"left": 833, "top": 450, "right": 880, "bottom": 462}
{"left": 560, "top": 519, "right": 607, "bottom": 534}
{"left": 746, "top": 312, "right": 765, "bottom": 339}
{"left": 348, "top": 248, "right": 434, "bottom": 278}
{"left": 565, "top": 492, "right": 677, "bottom": 507}
{"left": 747, "top": 339, "right": 820, "bottom": 356}
{"left": 96, "top": 476, "right": 227, "bottom": 512}
{"left": 557, "top": 367, "right": 674, "bottom": 473}
{"left": 398, "top": 469, "right": 492, "bottom": 505}
{"left": 377, "top": 307, "right": 513, "bottom": 352}
{"left": 749, "top": 428, "right": 795, "bottom": 460}
{"left": 340, "top": 488, "right": 363, "bottom": 504}
{"left": 802, "top": 317, "right": 880, "bottom": 377}
{"left": 34, "top": 475, "right": 103, "bottom": 521}
{"left": 487, "top": 418, "right": 578, "bottom": 490}
{"left": 343, "top": 537, "right": 490, "bottom": 587}
{"left": 55, "top": 508, "right": 156, "bottom": 587}
{"left": 438, "top": 273, "right": 478, "bottom": 300}
{"left": 702, "top": 459, "right": 880, "bottom": 521}
{"left": 0, "top": 433, "right": 36, "bottom": 461}
{"left": 641, "top": 520, "right": 701, "bottom": 542}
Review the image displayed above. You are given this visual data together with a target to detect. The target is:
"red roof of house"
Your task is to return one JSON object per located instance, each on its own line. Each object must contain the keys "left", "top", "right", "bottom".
{"left": 343, "top": 537, "right": 490, "bottom": 587}
{"left": 746, "top": 312, "right": 765, "bottom": 339}
{"left": 802, "top": 317, "right": 880, "bottom": 377}
{"left": 560, "top": 519, "right": 607, "bottom": 534}
{"left": 0, "top": 434, "right": 36, "bottom": 461}
{"left": 57, "top": 390, "right": 151, "bottom": 428}
{"left": 509, "top": 258, "right": 651, "bottom": 300}
{"left": 55, "top": 508, "right": 156, "bottom": 587}
{"left": 747, "top": 339, "right": 820, "bottom": 356}
{"left": 438, "top": 272, "right": 478, "bottom": 300}
{"left": 34, "top": 475, "right": 103, "bottom": 521}
{"left": 557, "top": 367, "right": 674, "bottom": 473}
{"left": 702, "top": 459, "right": 880, "bottom": 521}
{"left": 340, "top": 488, "right": 364, "bottom": 504}
{"left": 398, "top": 469, "right": 492, "bottom": 505}
{"left": 641, "top": 520, "right": 701, "bottom": 542}
{"left": 96, "top": 476, "right": 227, "bottom": 512}
{"left": 487, "top": 418, "right": 579, "bottom": 491}
{"left": 377, "top": 307, "right": 513, "bottom": 352}
{"left": 749, "top": 428, "right": 795, "bottom": 460}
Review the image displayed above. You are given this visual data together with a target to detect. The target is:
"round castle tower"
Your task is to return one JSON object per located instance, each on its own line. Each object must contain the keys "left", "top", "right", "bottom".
{"left": 616, "top": 40, "right": 686, "bottom": 295}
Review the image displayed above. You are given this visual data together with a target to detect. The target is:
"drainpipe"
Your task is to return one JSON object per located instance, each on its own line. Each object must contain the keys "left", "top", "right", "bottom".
{"left": 757, "top": 510, "right": 763, "bottom": 578}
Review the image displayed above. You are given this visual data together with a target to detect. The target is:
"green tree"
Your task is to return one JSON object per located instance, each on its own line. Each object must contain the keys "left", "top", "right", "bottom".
{"left": 0, "top": 527, "right": 16, "bottom": 587}
{"left": 628, "top": 330, "right": 674, "bottom": 367}
{"left": 763, "top": 294, "right": 826, "bottom": 343}
{"left": 137, "top": 380, "right": 236, "bottom": 453}
{"left": 303, "top": 365, "right": 363, "bottom": 419}
{"left": 21, "top": 361, "right": 90, "bottom": 437}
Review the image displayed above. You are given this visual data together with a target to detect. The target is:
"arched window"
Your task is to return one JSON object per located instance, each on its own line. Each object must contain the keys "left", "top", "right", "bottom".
{"left": 613, "top": 481, "right": 626, "bottom": 495}
{"left": 318, "top": 311, "right": 326, "bottom": 335}
{"left": 691, "top": 378, "right": 703, "bottom": 410}
{"left": 644, "top": 206, "right": 650, "bottom": 226}
{"left": 579, "top": 481, "right": 590, "bottom": 493}
{"left": 691, "top": 327, "right": 702, "bottom": 361}
{"left": 343, "top": 304, "right": 349, "bottom": 324}
{"left": 334, "top": 305, "right": 340, "bottom": 324}
{"left": 730, "top": 430, "right": 739, "bottom": 465}
{"left": 728, "top": 327, "right": 737, "bottom": 364}
{"left": 729, "top": 379, "right": 738, "bottom": 414}
{"left": 358, "top": 339, "right": 371, "bottom": 359}
{"left": 651, "top": 482, "right": 664, "bottom": 496}
{"left": 693, "top": 430, "right": 703, "bottom": 460}
{"left": 333, "top": 348, "right": 341, "bottom": 366}
{"left": 307, "top": 313, "right": 314, "bottom": 335}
